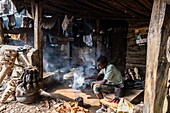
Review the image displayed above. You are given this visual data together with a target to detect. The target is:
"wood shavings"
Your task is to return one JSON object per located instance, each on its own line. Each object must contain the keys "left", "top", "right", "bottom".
{"left": 53, "top": 101, "right": 89, "bottom": 113}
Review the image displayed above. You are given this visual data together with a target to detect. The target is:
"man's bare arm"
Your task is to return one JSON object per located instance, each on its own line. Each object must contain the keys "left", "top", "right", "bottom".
{"left": 85, "top": 73, "right": 103, "bottom": 80}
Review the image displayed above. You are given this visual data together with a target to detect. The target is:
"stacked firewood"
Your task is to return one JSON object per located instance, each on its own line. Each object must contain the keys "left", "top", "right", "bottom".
{"left": 52, "top": 102, "right": 89, "bottom": 113}
{"left": 0, "top": 79, "right": 17, "bottom": 103}
{"left": 0, "top": 49, "right": 17, "bottom": 84}
{"left": 0, "top": 49, "right": 18, "bottom": 103}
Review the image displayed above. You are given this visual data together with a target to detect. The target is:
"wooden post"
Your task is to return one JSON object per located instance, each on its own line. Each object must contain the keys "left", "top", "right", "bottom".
{"left": 34, "top": 2, "right": 39, "bottom": 49}
{"left": 34, "top": 1, "right": 43, "bottom": 78}
{"left": 96, "top": 18, "right": 100, "bottom": 35}
{"left": 67, "top": 42, "right": 70, "bottom": 58}
{"left": 0, "top": 17, "right": 4, "bottom": 44}
{"left": 144, "top": 0, "right": 170, "bottom": 113}
{"left": 31, "top": 1, "right": 35, "bottom": 19}
{"left": 57, "top": 17, "right": 61, "bottom": 36}
{"left": 95, "top": 18, "right": 100, "bottom": 58}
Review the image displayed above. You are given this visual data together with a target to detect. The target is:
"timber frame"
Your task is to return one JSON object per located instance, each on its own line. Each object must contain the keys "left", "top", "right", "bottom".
{"left": 144, "top": 0, "right": 170, "bottom": 113}
{"left": 33, "top": 1, "right": 43, "bottom": 78}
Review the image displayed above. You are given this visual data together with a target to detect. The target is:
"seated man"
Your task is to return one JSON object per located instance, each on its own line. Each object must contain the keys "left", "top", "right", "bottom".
{"left": 85, "top": 56, "right": 124, "bottom": 105}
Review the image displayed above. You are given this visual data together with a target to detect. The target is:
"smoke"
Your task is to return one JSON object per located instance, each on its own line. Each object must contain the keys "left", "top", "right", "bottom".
{"left": 79, "top": 48, "right": 96, "bottom": 67}
{"left": 42, "top": 36, "right": 98, "bottom": 90}
{"left": 71, "top": 47, "right": 98, "bottom": 90}
{"left": 72, "top": 66, "right": 85, "bottom": 90}
{"left": 42, "top": 41, "right": 74, "bottom": 86}
{"left": 43, "top": 45, "right": 71, "bottom": 73}
{"left": 71, "top": 66, "right": 97, "bottom": 90}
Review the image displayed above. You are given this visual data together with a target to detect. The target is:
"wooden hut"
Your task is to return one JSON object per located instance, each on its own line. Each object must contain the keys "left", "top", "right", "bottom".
{"left": 0, "top": 0, "right": 169, "bottom": 113}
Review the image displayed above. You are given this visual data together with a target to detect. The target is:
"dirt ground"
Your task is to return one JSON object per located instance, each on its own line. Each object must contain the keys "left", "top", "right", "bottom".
{"left": 0, "top": 76, "right": 101, "bottom": 113}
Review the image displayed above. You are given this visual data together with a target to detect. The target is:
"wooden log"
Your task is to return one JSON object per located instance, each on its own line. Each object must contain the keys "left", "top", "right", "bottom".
{"left": 126, "top": 51, "right": 146, "bottom": 56}
{"left": 0, "top": 105, "right": 6, "bottom": 112}
{"left": 144, "top": 1, "right": 170, "bottom": 113}
{"left": 18, "top": 52, "right": 31, "bottom": 66}
{"left": 126, "top": 66, "right": 146, "bottom": 71}
{"left": 38, "top": 2, "right": 43, "bottom": 79}
{"left": 1, "top": 79, "right": 17, "bottom": 103}
{"left": 127, "top": 40, "right": 136, "bottom": 47}
{"left": 0, "top": 50, "right": 17, "bottom": 84}
{"left": 0, "top": 65, "right": 11, "bottom": 84}
{"left": 126, "top": 54, "right": 146, "bottom": 58}
{"left": 0, "top": 18, "right": 4, "bottom": 44}
{"left": 126, "top": 63, "right": 146, "bottom": 68}
{"left": 34, "top": 1, "right": 43, "bottom": 78}
{"left": 52, "top": 37, "right": 74, "bottom": 42}
{"left": 126, "top": 57, "right": 146, "bottom": 61}
{"left": 3, "top": 28, "right": 32, "bottom": 34}
{"left": 163, "top": 0, "right": 170, "bottom": 5}
{"left": 31, "top": 1, "right": 35, "bottom": 19}
{"left": 34, "top": 2, "right": 39, "bottom": 49}
{"left": 57, "top": 17, "right": 61, "bottom": 36}
{"left": 126, "top": 58, "right": 146, "bottom": 64}
{"left": 96, "top": 18, "right": 100, "bottom": 34}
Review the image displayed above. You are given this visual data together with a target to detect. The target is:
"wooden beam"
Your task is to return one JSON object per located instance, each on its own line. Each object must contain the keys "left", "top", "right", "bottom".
{"left": 57, "top": 17, "right": 61, "bottom": 36}
{"left": 127, "top": 51, "right": 146, "bottom": 56}
{"left": 3, "top": 28, "right": 32, "bottom": 34}
{"left": 39, "top": 2, "right": 43, "bottom": 79}
{"left": 126, "top": 63, "right": 146, "bottom": 68}
{"left": 96, "top": 18, "right": 100, "bottom": 34}
{"left": 31, "top": 1, "right": 35, "bottom": 19}
{"left": 163, "top": 0, "right": 170, "bottom": 5}
{"left": 54, "top": 37, "right": 74, "bottom": 42}
{"left": 34, "top": 2, "right": 39, "bottom": 49}
{"left": 126, "top": 58, "right": 146, "bottom": 64}
{"left": 144, "top": 0, "right": 170, "bottom": 113}
{"left": 0, "top": 18, "right": 4, "bottom": 44}
{"left": 34, "top": 1, "right": 43, "bottom": 78}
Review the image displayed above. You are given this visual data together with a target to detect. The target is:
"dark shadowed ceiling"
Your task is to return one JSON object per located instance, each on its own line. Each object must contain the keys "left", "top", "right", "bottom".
{"left": 13, "top": 0, "right": 153, "bottom": 20}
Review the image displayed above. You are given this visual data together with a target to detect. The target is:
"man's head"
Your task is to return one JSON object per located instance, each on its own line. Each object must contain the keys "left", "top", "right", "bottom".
{"left": 97, "top": 56, "right": 108, "bottom": 69}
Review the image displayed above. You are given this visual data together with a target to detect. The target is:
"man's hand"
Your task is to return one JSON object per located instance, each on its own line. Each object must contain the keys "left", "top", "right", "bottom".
{"left": 85, "top": 74, "right": 99, "bottom": 80}
{"left": 91, "top": 81, "right": 99, "bottom": 88}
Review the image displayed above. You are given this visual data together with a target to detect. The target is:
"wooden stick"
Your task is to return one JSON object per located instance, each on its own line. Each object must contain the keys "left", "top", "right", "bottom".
{"left": 0, "top": 65, "right": 11, "bottom": 84}
{"left": 0, "top": 18, "right": 4, "bottom": 44}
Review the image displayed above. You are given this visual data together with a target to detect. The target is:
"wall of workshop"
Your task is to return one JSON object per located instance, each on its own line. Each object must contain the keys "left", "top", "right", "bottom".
{"left": 126, "top": 27, "right": 148, "bottom": 79}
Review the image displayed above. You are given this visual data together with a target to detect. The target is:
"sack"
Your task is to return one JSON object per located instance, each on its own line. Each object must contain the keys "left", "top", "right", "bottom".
{"left": 117, "top": 98, "right": 135, "bottom": 113}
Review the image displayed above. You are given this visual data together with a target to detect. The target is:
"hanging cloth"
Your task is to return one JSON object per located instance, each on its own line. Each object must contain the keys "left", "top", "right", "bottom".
{"left": 61, "top": 15, "right": 69, "bottom": 32}
{"left": 0, "top": 0, "right": 17, "bottom": 17}
{"left": 83, "top": 34, "right": 93, "bottom": 47}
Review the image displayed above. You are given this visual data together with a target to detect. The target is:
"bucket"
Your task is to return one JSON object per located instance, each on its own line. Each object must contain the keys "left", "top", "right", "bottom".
{"left": 75, "top": 97, "right": 84, "bottom": 107}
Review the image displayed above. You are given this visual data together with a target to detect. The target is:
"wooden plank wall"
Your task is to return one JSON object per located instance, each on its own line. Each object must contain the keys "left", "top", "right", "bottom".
{"left": 126, "top": 28, "right": 147, "bottom": 77}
